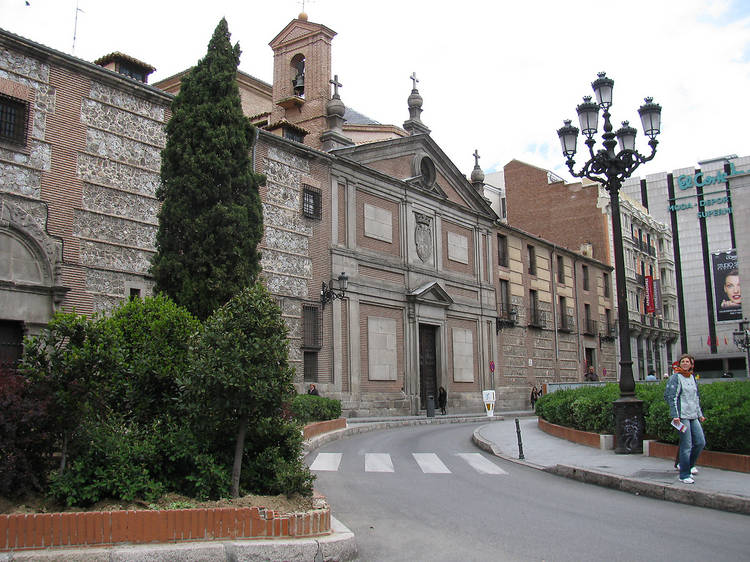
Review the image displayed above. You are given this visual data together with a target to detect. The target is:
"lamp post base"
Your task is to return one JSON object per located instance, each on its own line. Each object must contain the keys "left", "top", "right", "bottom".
{"left": 613, "top": 396, "right": 644, "bottom": 454}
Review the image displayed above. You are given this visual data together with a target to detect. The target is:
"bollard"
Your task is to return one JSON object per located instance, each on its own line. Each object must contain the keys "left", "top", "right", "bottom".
{"left": 515, "top": 418, "right": 525, "bottom": 460}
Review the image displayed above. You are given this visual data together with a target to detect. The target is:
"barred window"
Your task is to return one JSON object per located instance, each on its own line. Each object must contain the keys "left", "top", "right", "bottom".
{"left": 302, "top": 186, "right": 322, "bottom": 219}
{"left": 304, "top": 351, "right": 318, "bottom": 382}
{"left": 302, "top": 303, "right": 321, "bottom": 349}
{"left": 0, "top": 94, "right": 28, "bottom": 146}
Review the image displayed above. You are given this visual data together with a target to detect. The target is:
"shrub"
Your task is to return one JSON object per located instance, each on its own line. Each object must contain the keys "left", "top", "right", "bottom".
{"left": 0, "top": 370, "right": 54, "bottom": 497}
{"left": 290, "top": 394, "right": 342, "bottom": 424}
{"left": 538, "top": 381, "right": 750, "bottom": 454}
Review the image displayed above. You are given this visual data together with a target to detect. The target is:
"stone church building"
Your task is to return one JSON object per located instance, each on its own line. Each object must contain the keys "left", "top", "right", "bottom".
{"left": 0, "top": 15, "right": 616, "bottom": 415}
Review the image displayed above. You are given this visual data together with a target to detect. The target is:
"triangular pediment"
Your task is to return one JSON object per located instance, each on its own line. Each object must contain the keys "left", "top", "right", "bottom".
{"left": 407, "top": 281, "right": 454, "bottom": 308}
{"left": 269, "top": 19, "right": 336, "bottom": 50}
{"left": 333, "top": 134, "right": 496, "bottom": 220}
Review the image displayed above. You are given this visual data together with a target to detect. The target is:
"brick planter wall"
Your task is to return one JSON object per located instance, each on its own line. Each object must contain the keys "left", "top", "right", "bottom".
{"left": 537, "top": 418, "right": 602, "bottom": 448}
{"left": 0, "top": 505, "right": 331, "bottom": 553}
{"left": 303, "top": 418, "right": 346, "bottom": 440}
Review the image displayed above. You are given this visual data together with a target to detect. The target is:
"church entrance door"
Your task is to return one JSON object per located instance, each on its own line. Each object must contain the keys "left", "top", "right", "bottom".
{"left": 419, "top": 324, "right": 437, "bottom": 410}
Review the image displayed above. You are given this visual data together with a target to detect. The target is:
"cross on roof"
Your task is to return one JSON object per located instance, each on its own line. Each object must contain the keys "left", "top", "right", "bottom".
{"left": 473, "top": 149, "right": 480, "bottom": 167}
{"left": 410, "top": 72, "right": 419, "bottom": 89}
{"left": 330, "top": 74, "right": 342, "bottom": 97}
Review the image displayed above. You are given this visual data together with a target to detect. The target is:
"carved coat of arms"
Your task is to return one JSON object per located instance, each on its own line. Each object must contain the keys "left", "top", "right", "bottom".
{"left": 414, "top": 213, "right": 432, "bottom": 263}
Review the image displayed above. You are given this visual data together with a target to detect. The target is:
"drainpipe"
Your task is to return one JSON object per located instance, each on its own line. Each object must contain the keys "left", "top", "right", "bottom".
{"left": 550, "top": 246, "right": 560, "bottom": 380}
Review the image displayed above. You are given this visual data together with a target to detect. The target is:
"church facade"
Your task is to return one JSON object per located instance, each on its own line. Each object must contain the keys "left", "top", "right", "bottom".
{"left": 0, "top": 16, "right": 616, "bottom": 414}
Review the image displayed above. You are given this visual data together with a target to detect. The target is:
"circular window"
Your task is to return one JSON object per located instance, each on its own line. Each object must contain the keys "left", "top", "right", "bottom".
{"left": 420, "top": 156, "right": 436, "bottom": 187}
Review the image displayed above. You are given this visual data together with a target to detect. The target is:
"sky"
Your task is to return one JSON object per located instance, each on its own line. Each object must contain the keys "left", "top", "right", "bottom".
{"left": 3, "top": 0, "right": 750, "bottom": 183}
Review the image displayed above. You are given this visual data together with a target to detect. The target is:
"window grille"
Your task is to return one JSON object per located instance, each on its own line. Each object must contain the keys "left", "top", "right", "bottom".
{"left": 302, "top": 186, "right": 322, "bottom": 219}
{"left": 0, "top": 94, "right": 28, "bottom": 146}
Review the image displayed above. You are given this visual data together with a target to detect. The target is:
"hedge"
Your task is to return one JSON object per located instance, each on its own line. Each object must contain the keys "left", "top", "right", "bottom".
{"left": 535, "top": 381, "right": 750, "bottom": 454}
{"left": 289, "top": 394, "right": 342, "bottom": 425}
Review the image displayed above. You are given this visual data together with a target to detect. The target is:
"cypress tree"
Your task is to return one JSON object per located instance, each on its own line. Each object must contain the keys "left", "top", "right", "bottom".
{"left": 152, "top": 18, "right": 264, "bottom": 321}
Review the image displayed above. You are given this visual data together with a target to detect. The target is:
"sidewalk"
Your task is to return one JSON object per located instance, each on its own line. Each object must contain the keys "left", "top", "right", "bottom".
{"left": 474, "top": 415, "right": 750, "bottom": 515}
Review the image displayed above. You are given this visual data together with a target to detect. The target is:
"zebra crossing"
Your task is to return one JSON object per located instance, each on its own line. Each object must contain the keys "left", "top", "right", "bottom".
{"left": 309, "top": 452, "right": 508, "bottom": 475}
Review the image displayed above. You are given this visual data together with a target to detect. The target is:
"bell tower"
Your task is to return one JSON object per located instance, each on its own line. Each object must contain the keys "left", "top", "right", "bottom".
{"left": 268, "top": 14, "right": 337, "bottom": 148}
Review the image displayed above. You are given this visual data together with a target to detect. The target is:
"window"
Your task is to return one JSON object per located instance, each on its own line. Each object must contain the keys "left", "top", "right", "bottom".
{"left": 603, "top": 272, "right": 610, "bottom": 297}
{"left": 582, "top": 265, "right": 589, "bottom": 290}
{"left": 527, "top": 245, "right": 536, "bottom": 276}
{"left": 559, "top": 296, "right": 571, "bottom": 331}
{"left": 302, "top": 304, "right": 322, "bottom": 349}
{"left": 501, "top": 197, "right": 507, "bottom": 220}
{"left": 498, "top": 279, "right": 511, "bottom": 317}
{"left": 528, "top": 289, "right": 543, "bottom": 327}
{"left": 304, "top": 351, "right": 318, "bottom": 382}
{"left": 584, "top": 303, "right": 596, "bottom": 335}
{"left": 497, "top": 234, "right": 508, "bottom": 267}
{"left": 283, "top": 126, "right": 305, "bottom": 143}
{"left": 0, "top": 94, "right": 28, "bottom": 146}
{"left": 302, "top": 186, "right": 322, "bottom": 219}
{"left": 129, "top": 288, "right": 141, "bottom": 300}
{"left": 557, "top": 255, "right": 565, "bottom": 283}
{"left": 605, "top": 308, "right": 613, "bottom": 333}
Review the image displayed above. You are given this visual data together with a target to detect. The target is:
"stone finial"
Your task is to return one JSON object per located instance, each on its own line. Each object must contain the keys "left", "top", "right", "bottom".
{"left": 470, "top": 149, "right": 485, "bottom": 188}
{"left": 404, "top": 72, "right": 430, "bottom": 136}
{"left": 321, "top": 73, "right": 354, "bottom": 151}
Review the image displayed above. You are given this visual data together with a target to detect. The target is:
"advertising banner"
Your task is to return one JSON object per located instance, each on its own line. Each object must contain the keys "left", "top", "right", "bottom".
{"left": 712, "top": 249, "right": 742, "bottom": 322}
{"left": 645, "top": 276, "right": 655, "bottom": 314}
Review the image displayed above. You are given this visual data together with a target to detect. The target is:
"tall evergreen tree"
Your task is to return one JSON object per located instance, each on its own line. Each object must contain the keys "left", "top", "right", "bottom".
{"left": 152, "top": 18, "right": 264, "bottom": 321}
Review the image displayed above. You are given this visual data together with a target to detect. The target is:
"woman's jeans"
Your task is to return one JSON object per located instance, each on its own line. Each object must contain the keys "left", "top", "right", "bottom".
{"left": 678, "top": 418, "right": 705, "bottom": 479}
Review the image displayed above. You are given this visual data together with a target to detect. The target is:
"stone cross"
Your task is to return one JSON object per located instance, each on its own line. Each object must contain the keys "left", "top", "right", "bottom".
{"left": 330, "top": 75, "right": 342, "bottom": 98}
{"left": 473, "top": 149, "right": 480, "bottom": 167}
{"left": 410, "top": 72, "right": 419, "bottom": 89}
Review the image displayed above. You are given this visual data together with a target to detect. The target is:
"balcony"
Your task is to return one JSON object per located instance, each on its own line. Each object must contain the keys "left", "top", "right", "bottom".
{"left": 599, "top": 321, "right": 617, "bottom": 342}
{"left": 496, "top": 304, "right": 518, "bottom": 331}
{"left": 527, "top": 307, "right": 547, "bottom": 329}
{"left": 583, "top": 318, "right": 597, "bottom": 336}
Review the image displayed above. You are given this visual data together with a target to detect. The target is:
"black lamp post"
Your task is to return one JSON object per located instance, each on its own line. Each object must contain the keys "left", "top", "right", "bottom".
{"left": 321, "top": 272, "right": 349, "bottom": 309}
{"left": 733, "top": 318, "right": 750, "bottom": 378}
{"left": 557, "top": 72, "right": 662, "bottom": 454}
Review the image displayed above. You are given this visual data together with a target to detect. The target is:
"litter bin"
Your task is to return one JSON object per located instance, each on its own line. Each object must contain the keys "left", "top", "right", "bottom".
{"left": 426, "top": 395, "right": 435, "bottom": 417}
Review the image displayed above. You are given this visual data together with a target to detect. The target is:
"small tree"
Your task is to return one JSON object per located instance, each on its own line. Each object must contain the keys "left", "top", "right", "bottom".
{"left": 151, "top": 18, "right": 264, "bottom": 321}
{"left": 185, "top": 282, "right": 301, "bottom": 498}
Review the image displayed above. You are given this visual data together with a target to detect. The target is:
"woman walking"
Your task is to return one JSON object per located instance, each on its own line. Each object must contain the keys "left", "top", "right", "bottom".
{"left": 664, "top": 354, "right": 706, "bottom": 484}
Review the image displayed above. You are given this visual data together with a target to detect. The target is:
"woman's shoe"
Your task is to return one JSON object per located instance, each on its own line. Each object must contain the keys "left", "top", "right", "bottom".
{"left": 680, "top": 477, "right": 695, "bottom": 484}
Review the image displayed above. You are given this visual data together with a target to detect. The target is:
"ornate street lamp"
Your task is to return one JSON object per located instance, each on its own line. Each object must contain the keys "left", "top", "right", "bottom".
{"left": 733, "top": 318, "right": 750, "bottom": 378}
{"left": 321, "top": 272, "right": 349, "bottom": 309}
{"left": 557, "top": 72, "right": 662, "bottom": 454}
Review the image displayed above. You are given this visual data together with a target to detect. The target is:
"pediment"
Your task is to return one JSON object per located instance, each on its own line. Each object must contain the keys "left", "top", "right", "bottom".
{"left": 269, "top": 19, "right": 336, "bottom": 50}
{"left": 334, "top": 134, "right": 496, "bottom": 219}
{"left": 407, "top": 281, "right": 454, "bottom": 308}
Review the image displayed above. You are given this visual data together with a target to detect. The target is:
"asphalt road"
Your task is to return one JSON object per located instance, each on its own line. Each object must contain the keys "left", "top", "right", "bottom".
{"left": 307, "top": 422, "right": 750, "bottom": 562}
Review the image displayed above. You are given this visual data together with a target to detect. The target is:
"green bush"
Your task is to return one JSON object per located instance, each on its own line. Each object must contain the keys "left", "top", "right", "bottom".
{"left": 537, "top": 381, "right": 750, "bottom": 454}
{"left": 290, "top": 394, "right": 342, "bottom": 425}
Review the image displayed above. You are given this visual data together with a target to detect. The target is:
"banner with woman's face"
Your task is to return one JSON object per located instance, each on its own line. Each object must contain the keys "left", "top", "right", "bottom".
{"left": 712, "top": 249, "right": 742, "bottom": 322}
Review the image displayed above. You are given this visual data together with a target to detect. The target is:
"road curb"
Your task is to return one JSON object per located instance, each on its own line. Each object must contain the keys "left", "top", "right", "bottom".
{"left": 471, "top": 425, "right": 750, "bottom": 515}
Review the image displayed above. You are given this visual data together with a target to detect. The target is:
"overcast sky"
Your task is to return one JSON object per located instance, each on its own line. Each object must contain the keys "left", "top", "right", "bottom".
{"left": 4, "top": 0, "right": 750, "bottom": 182}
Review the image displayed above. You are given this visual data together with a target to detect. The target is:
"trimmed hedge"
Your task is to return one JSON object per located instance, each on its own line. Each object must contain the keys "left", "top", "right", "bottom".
{"left": 290, "top": 394, "right": 342, "bottom": 425}
{"left": 535, "top": 381, "right": 750, "bottom": 454}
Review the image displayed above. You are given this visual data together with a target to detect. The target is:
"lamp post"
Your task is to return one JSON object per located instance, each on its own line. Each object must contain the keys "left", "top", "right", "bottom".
{"left": 321, "top": 272, "right": 349, "bottom": 309}
{"left": 733, "top": 318, "right": 750, "bottom": 378}
{"left": 557, "top": 72, "right": 662, "bottom": 454}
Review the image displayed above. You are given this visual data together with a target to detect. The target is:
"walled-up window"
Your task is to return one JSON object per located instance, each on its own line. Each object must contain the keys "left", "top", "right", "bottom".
{"left": 603, "top": 272, "right": 610, "bottom": 297}
{"left": 582, "top": 265, "right": 589, "bottom": 290}
{"left": 557, "top": 255, "right": 565, "bottom": 283}
{"left": 498, "top": 279, "right": 511, "bottom": 317}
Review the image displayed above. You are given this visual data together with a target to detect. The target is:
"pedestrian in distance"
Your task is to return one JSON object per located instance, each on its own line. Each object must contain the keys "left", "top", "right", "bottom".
{"left": 584, "top": 365, "right": 599, "bottom": 381}
{"left": 664, "top": 353, "right": 706, "bottom": 484}
{"left": 307, "top": 383, "right": 320, "bottom": 396}
{"left": 646, "top": 370, "right": 657, "bottom": 381}
{"left": 530, "top": 385, "right": 539, "bottom": 409}
{"left": 438, "top": 386, "right": 447, "bottom": 415}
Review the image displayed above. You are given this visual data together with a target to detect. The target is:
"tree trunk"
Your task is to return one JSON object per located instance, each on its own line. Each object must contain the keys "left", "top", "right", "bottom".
{"left": 231, "top": 415, "right": 249, "bottom": 498}
{"left": 59, "top": 431, "right": 69, "bottom": 476}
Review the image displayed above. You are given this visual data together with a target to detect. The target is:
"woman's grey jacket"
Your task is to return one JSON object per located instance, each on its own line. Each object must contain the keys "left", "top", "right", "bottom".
{"left": 664, "top": 373, "right": 704, "bottom": 420}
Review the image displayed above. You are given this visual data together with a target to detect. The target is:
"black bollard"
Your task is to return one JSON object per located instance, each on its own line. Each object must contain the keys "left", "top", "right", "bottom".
{"left": 515, "top": 418, "right": 525, "bottom": 460}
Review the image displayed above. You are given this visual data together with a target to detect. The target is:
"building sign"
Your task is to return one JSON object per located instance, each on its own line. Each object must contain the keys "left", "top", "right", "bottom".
{"left": 669, "top": 162, "right": 745, "bottom": 218}
{"left": 711, "top": 249, "right": 742, "bottom": 323}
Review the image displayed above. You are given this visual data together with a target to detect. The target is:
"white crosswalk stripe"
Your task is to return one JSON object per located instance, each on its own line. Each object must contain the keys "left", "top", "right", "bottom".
{"left": 365, "top": 453, "right": 394, "bottom": 472}
{"left": 456, "top": 453, "right": 508, "bottom": 475}
{"left": 309, "top": 452, "right": 342, "bottom": 471}
{"left": 413, "top": 453, "right": 451, "bottom": 473}
{"left": 310, "top": 451, "right": 509, "bottom": 476}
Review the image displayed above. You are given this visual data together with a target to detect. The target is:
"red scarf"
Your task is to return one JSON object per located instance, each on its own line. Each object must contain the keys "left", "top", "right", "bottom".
{"left": 674, "top": 365, "right": 693, "bottom": 377}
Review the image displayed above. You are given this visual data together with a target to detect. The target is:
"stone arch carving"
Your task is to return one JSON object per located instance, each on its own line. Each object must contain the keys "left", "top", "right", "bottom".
{"left": 0, "top": 200, "right": 68, "bottom": 324}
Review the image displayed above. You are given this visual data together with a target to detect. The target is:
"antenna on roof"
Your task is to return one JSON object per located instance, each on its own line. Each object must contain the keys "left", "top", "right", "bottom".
{"left": 72, "top": 1, "right": 84, "bottom": 54}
